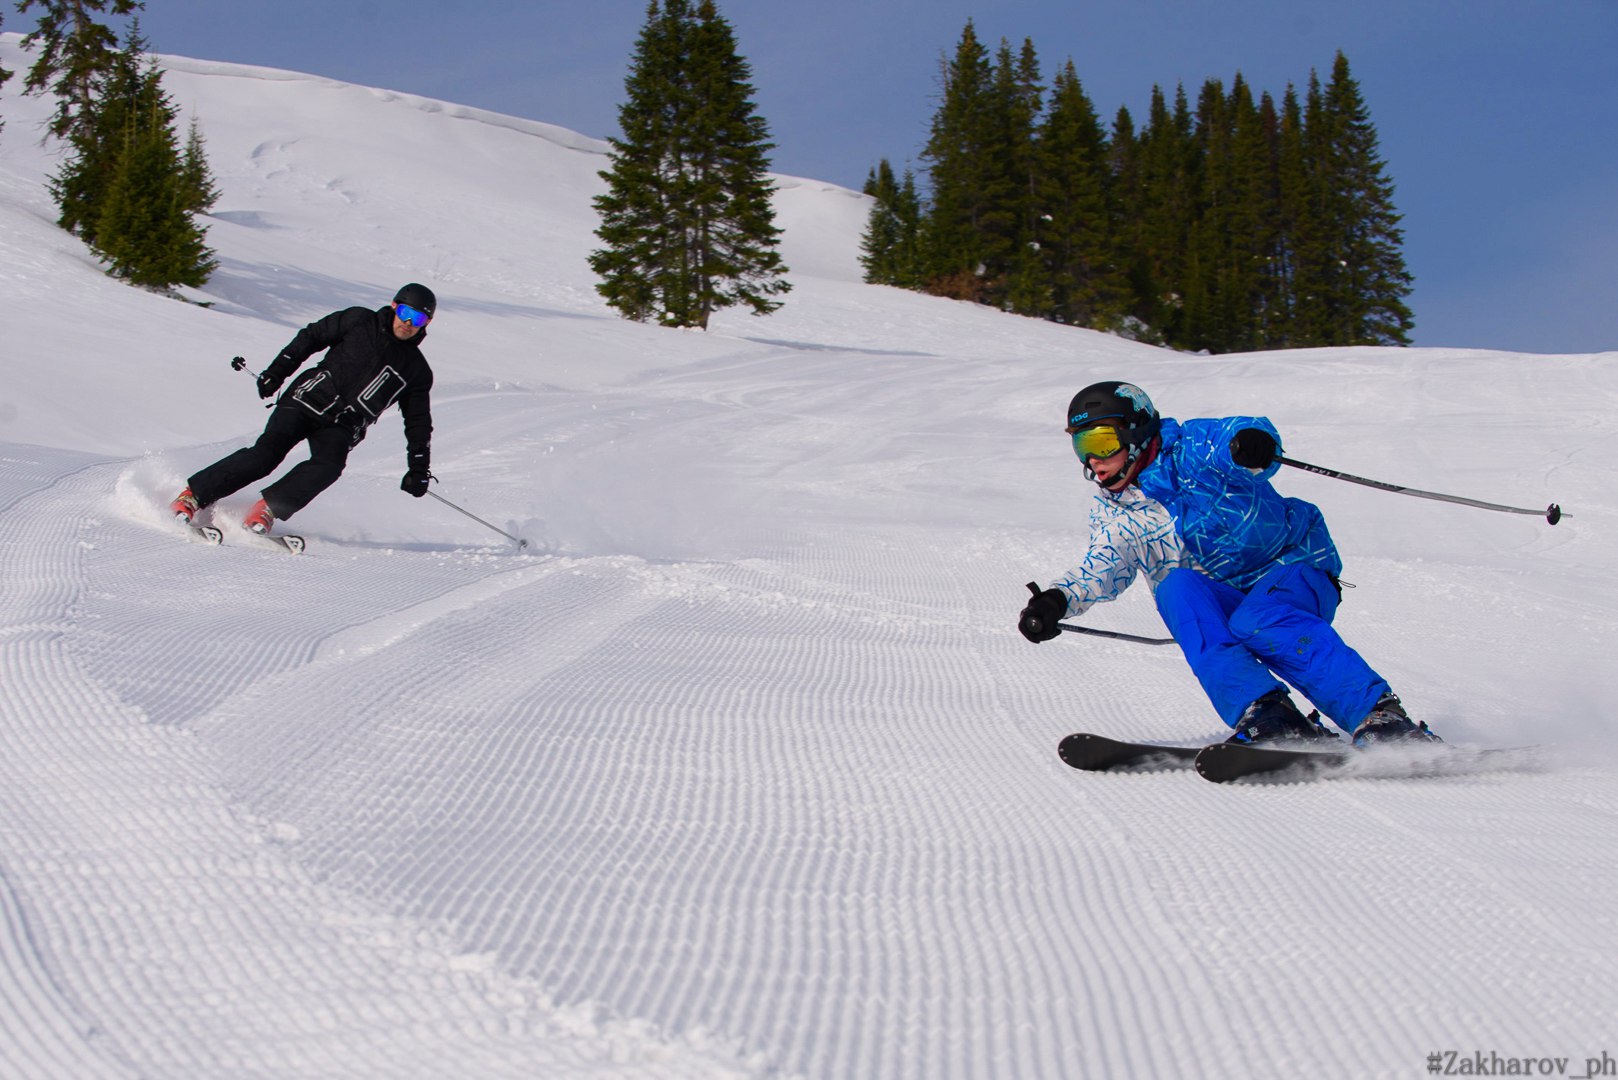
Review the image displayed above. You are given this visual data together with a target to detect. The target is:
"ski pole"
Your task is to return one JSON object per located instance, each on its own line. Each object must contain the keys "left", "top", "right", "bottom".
{"left": 1025, "top": 583, "right": 1176, "bottom": 645}
{"left": 1057, "top": 622, "right": 1177, "bottom": 646}
{"left": 229, "top": 355, "right": 276, "bottom": 408}
{"left": 426, "top": 486, "right": 529, "bottom": 550}
{"left": 1278, "top": 456, "right": 1564, "bottom": 525}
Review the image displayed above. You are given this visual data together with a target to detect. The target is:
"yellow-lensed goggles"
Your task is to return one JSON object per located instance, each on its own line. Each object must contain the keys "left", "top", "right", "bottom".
{"left": 1069, "top": 423, "right": 1123, "bottom": 461}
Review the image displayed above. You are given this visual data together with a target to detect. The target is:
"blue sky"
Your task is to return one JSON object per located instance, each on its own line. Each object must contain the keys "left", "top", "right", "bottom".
{"left": 69, "top": 1, "right": 1618, "bottom": 353}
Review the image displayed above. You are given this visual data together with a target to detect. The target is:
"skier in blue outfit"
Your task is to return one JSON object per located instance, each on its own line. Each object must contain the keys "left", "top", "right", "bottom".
{"left": 1017, "top": 380, "right": 1440, "bottom": 746}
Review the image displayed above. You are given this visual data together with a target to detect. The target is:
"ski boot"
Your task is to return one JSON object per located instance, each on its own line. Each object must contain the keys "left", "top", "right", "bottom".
{"left": 1227, "top": 688, "right": 1332, "bottom": 745}
{"left": 243, "top": 498, "right": 275, "bottom": 535}
{"left": 169, "top": 487, "right": 201, "bottom": 524}
{"left": 1351, "top": 694, "right": 1442, "bottom": 746}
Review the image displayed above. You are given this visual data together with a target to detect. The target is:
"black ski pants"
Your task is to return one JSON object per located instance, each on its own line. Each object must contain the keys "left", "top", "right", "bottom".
{"left": 189, "top": 403, "right": 354, "bottom": 521}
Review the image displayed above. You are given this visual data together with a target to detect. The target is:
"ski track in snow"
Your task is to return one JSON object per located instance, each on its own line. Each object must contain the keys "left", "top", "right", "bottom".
{"left": 5, "top": 339, "right": 1617, "bottom": 1078}
{"left": 0, "top": 451, "right": 767, "bottom": 1079}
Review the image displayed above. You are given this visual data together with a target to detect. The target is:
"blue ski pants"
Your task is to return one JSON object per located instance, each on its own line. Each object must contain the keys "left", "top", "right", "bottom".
{"left": 1153, "top": 565, "right": 1390, "bottom": 732}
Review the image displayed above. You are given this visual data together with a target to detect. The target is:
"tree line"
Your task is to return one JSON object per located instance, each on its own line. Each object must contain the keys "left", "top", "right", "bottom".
{"left": 860, "top": 22, "right": 1414, "bottom": 353}
{"left": 0, "top": 0, "right": 218, "bottom": 291}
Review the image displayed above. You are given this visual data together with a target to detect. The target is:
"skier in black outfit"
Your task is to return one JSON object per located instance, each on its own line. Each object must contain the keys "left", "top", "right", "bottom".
{"left": 170, "top": 283, "right": 438, "bottom": 535}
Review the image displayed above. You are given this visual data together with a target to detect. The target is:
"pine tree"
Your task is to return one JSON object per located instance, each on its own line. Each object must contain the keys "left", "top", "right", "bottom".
{"left": 47, "top": 18, "right": 149, "bottom": 239}
{"left": 1037, "top": 60, "right": 1124, "bottom": 328}
{"left": 48, "top": 24, "right": 215, "bottom": 288}
{"left": 995, "top": 38, "right": 1047, "bottom": 315}
{"left": 95, "top": 95, "right": 216, "bottom": 287}
{"left": 919, "top": 20, "right": 1002, "bottom": 302}
{"left": 1125, "top": 84, "right": 1200, "bottom": 346}
{"left": 179, "top": 116, "right": 221, "bottom": 215}
{"left": 1267, "top": 85, "right": 1311, "bottom": 347}
{"left": 1313, "top": 51, "right": 1413, "bottom": 345}
{"left": 17, "top": 0, "right": 144, "bottom": 142}
{"left": 859, "top": 159, "right": 922, "bottom": 288}
{"left": 590, "top": 0, "right": 789, "bottom": 329}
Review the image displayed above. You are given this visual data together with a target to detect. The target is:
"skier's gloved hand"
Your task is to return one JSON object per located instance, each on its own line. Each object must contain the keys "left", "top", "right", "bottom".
{"left": 401, "top": 469, "right": 432, "bottom": 498}
{"left": 256, "top": 372, "right": 283, "bottom": 399}
{"left": 1018, "top": 584, "right": 1068, "bottom": 643}
{"left": 1229, "top": 428, "right": 1276, "bottom": 470}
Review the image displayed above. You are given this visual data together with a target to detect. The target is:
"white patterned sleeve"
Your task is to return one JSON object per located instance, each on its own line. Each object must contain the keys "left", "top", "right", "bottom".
{"left": 1048, "top": 501, "right": 1144, "bottom": 618}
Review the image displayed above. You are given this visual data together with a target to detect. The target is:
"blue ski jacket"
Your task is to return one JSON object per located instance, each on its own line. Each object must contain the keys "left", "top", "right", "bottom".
{"left": 1139, "top": 416, "right": 1342, "bottom": 591}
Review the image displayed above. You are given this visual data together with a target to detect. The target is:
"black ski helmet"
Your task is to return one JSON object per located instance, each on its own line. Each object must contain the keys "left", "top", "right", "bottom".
{"left": 393, "top": 282, "right": 436, "bottom": 318}
{"left": 1065, "top": 381, "right": 1160, "bottom": 450}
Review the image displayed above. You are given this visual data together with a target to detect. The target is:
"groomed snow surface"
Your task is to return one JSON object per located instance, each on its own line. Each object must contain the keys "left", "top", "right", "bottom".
{"left": 2, "top": 35, "right": 1616, "bottom": 1079}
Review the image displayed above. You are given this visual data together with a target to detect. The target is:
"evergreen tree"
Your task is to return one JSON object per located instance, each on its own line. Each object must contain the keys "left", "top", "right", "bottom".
{"left": 47, "top": 18, "right": 148, "bottom": 239}
{"left": 179, "top": 116, "right": 221, "bottom": 215}
{"left": 590, "top": 0, "right": 789, "bottom": 329}
{"left": 95, "top": 94, "right": 217, "bottom": 287}
{"left": 1125, "top": 84, "right": 1200, "bottom": 346}
{"left": 1037, "top": 60, "right": 1124, "bottom": 327}
{"left": 859, "top": 159, "right": 922, "bottom": 288}
{"left": 919, "top": 20, "right": 1002, "bottom": 302}
{"left": 1312, "top": 51, "right": 1414, "bottom": 345}
{"left": 1264, "top": 86, "right": 1309, "bottom": 347}
{"left": 50, "top": 23, "right": 215, "bottom": 287}
{"left": 996, "top": 38, "right": 1047, "bottom": 315}
{"left": 18, "top": 0, "right": 144, "bottom": 141}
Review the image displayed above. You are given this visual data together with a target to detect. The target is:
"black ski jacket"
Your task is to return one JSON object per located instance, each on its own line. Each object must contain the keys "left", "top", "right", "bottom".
{"left": 264, "top": 305, "right": 434, "bottom": 465}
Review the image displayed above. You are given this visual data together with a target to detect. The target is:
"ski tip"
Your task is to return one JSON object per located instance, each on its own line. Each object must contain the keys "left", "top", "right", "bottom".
{"left": 191, "top": 525, "right": 223, "bottom": 545}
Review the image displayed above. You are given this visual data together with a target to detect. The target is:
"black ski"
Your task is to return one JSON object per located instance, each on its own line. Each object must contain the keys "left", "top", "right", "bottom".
{"left": 1195, "top": 741, "right": 1539, "bottom": 784}
{"left": 1195, "top": 742, "right": 1352, "bottom": 783}
{"left": 189, "top": 524, "right": 223, "bottom": 545}
{"left": 1058, "top": 733, "right": 1204, "bottom": 772}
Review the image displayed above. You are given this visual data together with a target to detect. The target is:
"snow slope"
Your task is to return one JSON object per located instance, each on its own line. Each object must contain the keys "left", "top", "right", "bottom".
{"left": 2, "top": 35, "right": 1616, "bottom": 1079}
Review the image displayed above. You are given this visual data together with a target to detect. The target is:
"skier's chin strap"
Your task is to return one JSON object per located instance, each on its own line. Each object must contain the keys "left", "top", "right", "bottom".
{"left": 1088, "top": 436, "right": 1161, "bottom": 492}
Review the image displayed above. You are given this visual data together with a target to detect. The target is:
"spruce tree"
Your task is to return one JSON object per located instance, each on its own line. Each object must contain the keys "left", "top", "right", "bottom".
{"left": 919, "top": 20, "right": 1001, "bottom": 301}
{"left": 590, "top": 0, "right": 789, "bottom": 329}
{"left": 47, "top": 24, "right": 216, "bottom": 288}
{"left": 1314, "top": 52, "right": 1413, "bottom": 345}
{"left": 179, "top": 116, "right": 221, "bottom": 215}
{"left": 47, "top": 19, "right": 149, "bottom": 239}
{"left": 996, "top": 38, "right": 1047, "bottom": 315}
{"left": 859, "top": 159, "right": 923, "bottom": 288}
{"left": 1037, "top": 60, "right": 1124, "bottom": 328}
{"left": 95, "top": 96, "right": 216, "bottom": 287}
{"left": 1126, "top": 85, "right": 1200, "bottom": 346}
{"left": 18, "top": 0, "right": 144, "bottom": 142}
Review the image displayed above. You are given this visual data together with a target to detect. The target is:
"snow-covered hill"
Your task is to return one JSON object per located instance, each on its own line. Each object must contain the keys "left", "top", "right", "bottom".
{"left": 2, "top": 34, "right": 1616, "bottom": 1079}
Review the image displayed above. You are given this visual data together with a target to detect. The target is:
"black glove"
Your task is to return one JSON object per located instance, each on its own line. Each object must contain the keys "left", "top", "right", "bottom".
{"left": 1230, "top": 428, "right": 1277, "bottom": 469}
{"left": 1018, "top": 583, "right": 1068, "bottom": 643}
{"left": 401, "top": 469, "right": 432, "bottom": 498}
{"left": 256, "top": 372, "right": 283, "bottom": 399}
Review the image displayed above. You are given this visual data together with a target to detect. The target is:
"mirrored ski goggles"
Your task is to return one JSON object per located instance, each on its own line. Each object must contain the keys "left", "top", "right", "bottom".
{"left": 395, "top": 302, "right": 432, "bottom": 328}
{"left": 1069, "top": 423, "right": 1124, "bottom": 461}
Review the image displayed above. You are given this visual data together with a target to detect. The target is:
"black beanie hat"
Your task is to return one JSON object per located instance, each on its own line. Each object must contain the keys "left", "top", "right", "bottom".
{"left": 393, "top": 282, "right": 436, "bottom": 317}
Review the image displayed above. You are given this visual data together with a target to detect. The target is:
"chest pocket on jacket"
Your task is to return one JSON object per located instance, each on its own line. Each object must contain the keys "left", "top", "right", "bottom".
{"left": 357, "top": 366, "right": 407, "bottom": 417}
{"left": 291, "top": 370, "right": 340, "bottom": 417}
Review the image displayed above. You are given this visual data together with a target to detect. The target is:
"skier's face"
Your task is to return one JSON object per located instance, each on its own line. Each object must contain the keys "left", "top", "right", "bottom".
{"left": 1088, "top": 445, "right": 1129, "bottom": 486}
{"left": 1072, "top": 421, "right": 1130, "bottom": 490}
{"left": 390, "top": 304, "right": 425, "bottom": 340}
